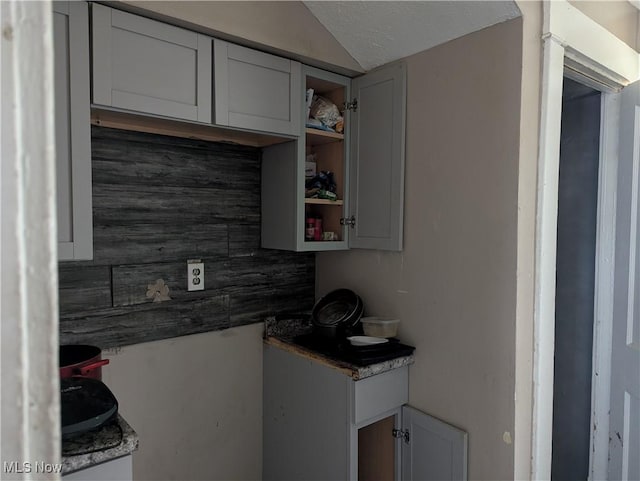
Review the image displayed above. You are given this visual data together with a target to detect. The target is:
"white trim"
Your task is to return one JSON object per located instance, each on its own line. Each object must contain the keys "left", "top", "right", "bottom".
{"left": 1, "top": 0, "right": 60, "bottom": 472}
{"left": 531, "top": 35, "right": 565, "bottom": 479}
{"left": 532, "top": 1, "right": 640, "bottom": 479}
{"left": 589, "top": 92, "right": 621, "bottom": 481}
{"left": 625, "top": 108, "right": 640, "bottom": 345}
{"left": 545, "top": 1, "right": 639, "bottom": 86}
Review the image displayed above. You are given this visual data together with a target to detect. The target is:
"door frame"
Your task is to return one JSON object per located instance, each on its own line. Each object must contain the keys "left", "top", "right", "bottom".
{"left": 531, "top": 1, "right": 640, "bottom": 479}
{"left": 1, "top": 0, "right": 61, "bottom": 468}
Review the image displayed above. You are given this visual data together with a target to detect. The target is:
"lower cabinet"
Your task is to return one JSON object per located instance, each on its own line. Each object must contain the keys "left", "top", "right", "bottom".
{"left": 263, "top": 345, "right": 468, "bottom": 481}
{"left": 62, "top": 454, "right": 132, "bottom": 481}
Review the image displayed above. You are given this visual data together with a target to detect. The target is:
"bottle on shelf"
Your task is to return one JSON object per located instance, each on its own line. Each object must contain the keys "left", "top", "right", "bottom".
{"left": 305, "top": 217, "right": 315, "bottom": 241}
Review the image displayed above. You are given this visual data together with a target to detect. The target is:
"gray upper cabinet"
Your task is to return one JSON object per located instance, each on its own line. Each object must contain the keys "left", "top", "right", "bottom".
{"left": 261, "top": 62, "right": 406, "bottom": 252}
{"left": 54, "top": 1, "right": 93, "bottom": 261}
{"left": 91, "top": 4, "right": 212, "bottom": 123}
{"left": 349, "top": 63, "right": 406, "bottom": 251}
{"left": 214, "top": 40, "right": 301, "bottom": 136}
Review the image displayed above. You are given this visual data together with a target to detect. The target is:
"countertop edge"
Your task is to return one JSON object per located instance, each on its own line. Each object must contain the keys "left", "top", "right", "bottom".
{"left": 61, "top": 414, "right": 139, "bottom": 475}
{"left": 264, "top": 336, "right": 414, "bottom": 380}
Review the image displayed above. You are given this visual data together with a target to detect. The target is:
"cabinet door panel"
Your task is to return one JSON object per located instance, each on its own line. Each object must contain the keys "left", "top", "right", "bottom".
{"left": 401, "top": 406, "right": 468, "bottom": 481}
{"left": 54, "top": 9, "right": 72, "bottom": 245}
{"left": 92, "top": 4, "right": 211, "bottom": 123}
{"left": 54, "top": 1, "right": 93, "bottom": 260}
{"left": 214, "top": 40, "right": 300, "bottom": 136}
{"left": 263, "top": 345, "right": 350, "bottom": 480}
{"left": 350, "top": 63, "right": 406, "bottom": 251}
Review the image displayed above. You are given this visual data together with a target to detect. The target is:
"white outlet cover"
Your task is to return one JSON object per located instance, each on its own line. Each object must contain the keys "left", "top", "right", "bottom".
{"left": 187, "top": 261, "right": 204, "bottom": 291}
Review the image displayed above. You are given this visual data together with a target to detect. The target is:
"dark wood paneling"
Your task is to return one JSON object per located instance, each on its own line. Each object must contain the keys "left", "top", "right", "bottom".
{"left": 60, "top": 296, "right": 230, "bottom": 348}
{"left": 60, "top": 127, "right": 315, "bottom": 347}
{"left": 93, "top": 223, "right": 229, "bottom": 265}
{"left": 93, "top": 183, "right": 259, "bottom": 226}
{"left": 111, "top": 259, "right": 230, "bottom": 307}
{"left": 92, "top": 129, "right": 261, "bottom": 190}
{"left": 59, "top": 265, "right": 112, "bottom": 315}
{"left": 229, "top": 224, "right": 261, "bottom": 257}
{"left": 230, "top": 292, "right": 275, "bottom": 327}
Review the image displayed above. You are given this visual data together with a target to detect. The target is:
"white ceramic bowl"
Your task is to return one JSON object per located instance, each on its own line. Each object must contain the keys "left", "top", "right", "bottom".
{"left": 346, "top": 336, "right": 389, "bottom": 346}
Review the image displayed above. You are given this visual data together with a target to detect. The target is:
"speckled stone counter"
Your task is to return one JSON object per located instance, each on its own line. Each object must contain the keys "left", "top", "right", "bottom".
{"left": 264, "top": 316, "right": 414, "bottom": 381}
{"left": 61, "top": 414, "right": 138, "bottom": 475}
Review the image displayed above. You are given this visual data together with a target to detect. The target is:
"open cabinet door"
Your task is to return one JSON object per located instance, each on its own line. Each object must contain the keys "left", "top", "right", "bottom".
{"left": 349, "top": 63, "right": 406, "bottom": 251}
{"left": 401, "top": 406, "right": 468, "bottom": 481}
{"left": 608, "top": 80, "right": 640, "bottom": 480}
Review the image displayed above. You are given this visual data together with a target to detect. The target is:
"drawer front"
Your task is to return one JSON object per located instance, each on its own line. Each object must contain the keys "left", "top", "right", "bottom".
{"left": 353, "top": 366, "right": 408, "bottom": 425}
{"left": 92, "top": 4, "right": 211, "bottom": 123}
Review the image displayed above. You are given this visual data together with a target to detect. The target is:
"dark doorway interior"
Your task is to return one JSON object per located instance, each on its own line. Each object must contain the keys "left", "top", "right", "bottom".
{"left": 551, "top": 77, "right": 602, "bottom": 481}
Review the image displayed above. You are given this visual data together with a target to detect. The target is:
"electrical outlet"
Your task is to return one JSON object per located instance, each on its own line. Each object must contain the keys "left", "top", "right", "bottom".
{"left": 187, "top": 259, "right": 204, "bottom": 291}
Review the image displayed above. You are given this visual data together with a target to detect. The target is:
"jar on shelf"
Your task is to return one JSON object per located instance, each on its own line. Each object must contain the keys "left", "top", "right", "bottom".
{"left": 305, "top": 217, "right": 315, "bottom": 241}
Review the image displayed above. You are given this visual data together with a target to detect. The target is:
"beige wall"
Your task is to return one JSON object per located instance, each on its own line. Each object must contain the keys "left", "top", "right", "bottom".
{"left": 569, "top": 0, "right": 640, "bottom": 50}
{"left": 101, "top": 323, "right": 264, "bottom": 481}
{"left": 317, "top": 18, "right": 523, "bottom": 480}
{"left": 117, "top": 0, "right": 363, "bottom": 75}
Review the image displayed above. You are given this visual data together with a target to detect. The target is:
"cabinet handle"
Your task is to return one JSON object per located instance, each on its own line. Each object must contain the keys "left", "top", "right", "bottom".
{"left": 340, "top": 216, "right": 356, "bottom": 228}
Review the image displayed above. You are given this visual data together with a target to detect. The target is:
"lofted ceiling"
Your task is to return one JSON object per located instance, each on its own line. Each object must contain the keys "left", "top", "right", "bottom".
{"left": 303, "top": 1, "right": 522, "bottom": 71}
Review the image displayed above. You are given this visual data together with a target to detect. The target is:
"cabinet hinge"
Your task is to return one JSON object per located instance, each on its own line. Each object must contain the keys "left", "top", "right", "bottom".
{"left": 392, "top": 428, "right": 410, "bottom": 444}
{"left": 340, "top": 215, "right": 356, "bottom": 228}
{"left": 343, "top": 99, "right": 358, "bottom": 112}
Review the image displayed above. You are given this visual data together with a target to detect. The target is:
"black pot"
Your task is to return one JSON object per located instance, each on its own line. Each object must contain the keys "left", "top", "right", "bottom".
{"left": 312, "top": 289, "right": 363, "bottom": 328}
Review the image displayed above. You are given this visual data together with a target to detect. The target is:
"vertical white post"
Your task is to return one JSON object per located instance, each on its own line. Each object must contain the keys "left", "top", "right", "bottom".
{"left": 589, "top": 92, "right": 621, "bottom": 481}
{"left": 1, "top": 1, "right": 61, "bottom": 479}
{"left": 531, "top": 34, "right": 566, "bottom": 481}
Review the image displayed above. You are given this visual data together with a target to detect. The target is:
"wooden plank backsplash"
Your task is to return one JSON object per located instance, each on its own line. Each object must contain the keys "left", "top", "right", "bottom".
{"left": 59, "top": 126, "right": 314, "bottom": 348}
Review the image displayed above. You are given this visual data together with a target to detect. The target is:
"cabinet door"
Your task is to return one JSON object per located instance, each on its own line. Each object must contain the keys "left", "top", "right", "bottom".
{"left": 400, "top": 406, "right": 468, "bottom": 481}
{"left": 54, "top": 1, "right": 93, "bottom": 260}
{"left": 214, "top": 40, "right": 301, "bottom": 136}
{"left": 349, "top": 62, "right": 406, "bottom": 251}
{"left": 92, "top": 4, "right": 212, "bottom": 123}
{"left": 263, "top": 345, "right": 350, "bottom": 480}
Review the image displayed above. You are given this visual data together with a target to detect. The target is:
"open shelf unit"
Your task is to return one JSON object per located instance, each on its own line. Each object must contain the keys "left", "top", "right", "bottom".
{"left": 261, "top": 66, "right": 351, "bottom": 252}
{"left": 303, "top": 70, "right": 349, "bottom": 248}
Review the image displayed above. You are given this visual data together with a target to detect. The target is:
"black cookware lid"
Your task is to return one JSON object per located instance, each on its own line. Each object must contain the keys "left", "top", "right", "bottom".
{"left": 60, "top": 377, "right": 118, "bottom": 437}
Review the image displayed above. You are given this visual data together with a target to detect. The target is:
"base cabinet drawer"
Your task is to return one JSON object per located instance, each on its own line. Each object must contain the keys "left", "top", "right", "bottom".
{"left": 353, "top": 367, "right": 408, "bottom": 425}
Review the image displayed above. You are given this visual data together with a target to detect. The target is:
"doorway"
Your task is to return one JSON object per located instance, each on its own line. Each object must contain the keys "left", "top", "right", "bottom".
{"left": 551, "top": 77, "right": 601, "bottom": 480}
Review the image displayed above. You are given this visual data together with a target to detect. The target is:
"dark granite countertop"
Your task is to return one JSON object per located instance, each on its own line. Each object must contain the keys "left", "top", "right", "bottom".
{"left": 61, "top": 414, "right": 138, "bottom": 475}
{"left": 264, "top": 315, "right": 414, "bottom": 381}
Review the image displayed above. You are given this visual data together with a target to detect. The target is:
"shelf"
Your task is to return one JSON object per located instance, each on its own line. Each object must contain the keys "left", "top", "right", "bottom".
{"left": 304, "top": 198, "right": 344, "bottom": 206}
{"left": 305, "top": 128, "right": 344, "bottom": 146}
